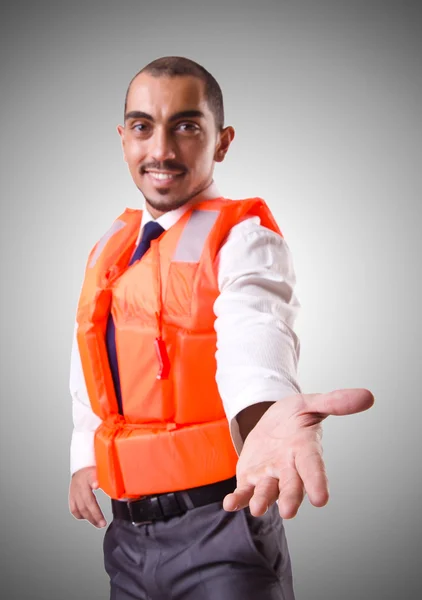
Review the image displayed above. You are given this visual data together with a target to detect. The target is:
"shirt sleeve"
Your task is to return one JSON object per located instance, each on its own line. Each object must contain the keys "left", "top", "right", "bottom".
{"left": 69, "top": 321, "right": 102, "bottom": 475}
{"left": 213, "top": 216, "right": 301, "bottom": 456}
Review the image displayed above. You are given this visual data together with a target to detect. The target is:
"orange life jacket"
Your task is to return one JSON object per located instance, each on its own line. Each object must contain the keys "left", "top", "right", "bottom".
{"left": 76, "top": 197, "right": 282, "bottom": 499}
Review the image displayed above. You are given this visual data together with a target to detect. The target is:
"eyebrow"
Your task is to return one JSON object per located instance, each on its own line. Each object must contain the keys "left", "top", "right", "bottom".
{"left": 124, "top": 110, "right": 205, "bottom": 122}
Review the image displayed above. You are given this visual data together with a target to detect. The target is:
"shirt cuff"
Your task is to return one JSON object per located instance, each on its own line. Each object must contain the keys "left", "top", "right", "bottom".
{"left": 70, "top": 430, "right": 96, "bottom": 475}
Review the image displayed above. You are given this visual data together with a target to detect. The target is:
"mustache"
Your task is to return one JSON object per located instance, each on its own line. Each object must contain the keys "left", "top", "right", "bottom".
{"left": 140, "top": 161, "right": 187, "bottom": 174}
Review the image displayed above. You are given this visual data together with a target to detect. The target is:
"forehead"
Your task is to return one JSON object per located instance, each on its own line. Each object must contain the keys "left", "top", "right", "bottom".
{"left": 126, "top": 73, "right": 211, "bottom": 120}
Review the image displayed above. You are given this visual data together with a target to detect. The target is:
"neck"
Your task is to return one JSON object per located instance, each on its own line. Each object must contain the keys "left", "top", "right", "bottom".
{"left": 145, "top": 180, "right": 221, "bottom": 219}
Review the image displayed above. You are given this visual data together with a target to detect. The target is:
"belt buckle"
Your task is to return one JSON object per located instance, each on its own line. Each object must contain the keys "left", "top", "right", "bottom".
{"left": 127, "top": 496, "right": 154, "bottom": 527}
{"left": 127, "top": 493, "right": 185, "bottom": 525}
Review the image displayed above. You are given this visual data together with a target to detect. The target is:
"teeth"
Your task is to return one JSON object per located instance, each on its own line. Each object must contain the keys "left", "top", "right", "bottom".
{"left": 148, "top": 172, "right": 178, "bottom": 180}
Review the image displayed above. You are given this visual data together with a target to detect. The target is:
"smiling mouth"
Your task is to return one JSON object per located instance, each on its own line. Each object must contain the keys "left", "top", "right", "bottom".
{"left": 148, "top": 171, "right": 182, "bottom": 179}
{"left": 144, "top": 170, "right": 185, "bottom": 185}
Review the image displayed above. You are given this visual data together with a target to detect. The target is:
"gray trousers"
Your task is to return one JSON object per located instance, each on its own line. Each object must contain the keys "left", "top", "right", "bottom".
{"left": 103, "top": 500, "right": 295, "bottom": 599}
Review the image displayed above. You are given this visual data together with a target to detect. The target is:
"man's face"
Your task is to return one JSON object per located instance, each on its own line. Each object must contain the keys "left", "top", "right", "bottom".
{"left": 117, "top": 73, "right": 234, "bottom": 216}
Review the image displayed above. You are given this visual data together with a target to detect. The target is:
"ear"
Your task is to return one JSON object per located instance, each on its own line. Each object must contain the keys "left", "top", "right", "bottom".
{"left": 214, "top": 126, "right": 235, "bottom": 163}
{"left": 117, "top": 124, "right": 127, "bottom": 162}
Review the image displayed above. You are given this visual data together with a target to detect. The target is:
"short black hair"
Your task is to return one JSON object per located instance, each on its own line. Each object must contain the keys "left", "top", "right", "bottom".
{"left": 124, "top": 56, "right": 224, "bottom": 130}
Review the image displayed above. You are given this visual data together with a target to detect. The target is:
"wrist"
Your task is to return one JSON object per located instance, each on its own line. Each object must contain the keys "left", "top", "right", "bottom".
{"left": 236, "top": 401, "right": 275, "bottom": 442}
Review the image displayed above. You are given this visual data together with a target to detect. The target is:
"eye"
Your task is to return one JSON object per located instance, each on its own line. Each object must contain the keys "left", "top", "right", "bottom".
{"left": 176, "top": 122, "right": 200, "bottom": 133}
{"left": 132, "top": 122, "right": 150, "bottom": 134}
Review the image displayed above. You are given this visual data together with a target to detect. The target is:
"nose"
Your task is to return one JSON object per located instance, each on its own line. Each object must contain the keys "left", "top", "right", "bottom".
{"left": 150, "top": 126, "right": 176, "bottom": 162}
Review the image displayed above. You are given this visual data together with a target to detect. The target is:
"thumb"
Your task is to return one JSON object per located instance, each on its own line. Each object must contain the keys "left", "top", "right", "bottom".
{"left": 304, "top": 388, "right": 374, "bottom": 417}
{"left": 86, "top": 467, "right": 99, "bottom": 490}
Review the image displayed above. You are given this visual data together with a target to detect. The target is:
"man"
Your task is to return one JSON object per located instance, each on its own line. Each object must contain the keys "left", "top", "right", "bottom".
{"left": 69, "top": 56, "right": 374, "bottom": 599}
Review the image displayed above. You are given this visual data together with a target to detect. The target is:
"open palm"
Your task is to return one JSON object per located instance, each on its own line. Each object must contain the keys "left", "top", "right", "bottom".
{"left": 223, "top": 388, "right": 374, "bottom": 518}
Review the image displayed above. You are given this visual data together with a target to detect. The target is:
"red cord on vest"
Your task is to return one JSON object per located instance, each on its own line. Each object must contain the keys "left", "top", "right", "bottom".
{"left": 154, "top": 336, "right": 170, "bottom": 380}
{"left": 153, "top": 240, "right": 170, "bottom": 379}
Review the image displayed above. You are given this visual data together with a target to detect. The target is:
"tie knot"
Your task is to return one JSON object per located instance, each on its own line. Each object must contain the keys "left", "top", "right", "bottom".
{"left": 141, "top": 221, "right": 165, "bottom": 245}
{"left": 129, "top": 220, "right": 165, "bottom": 266}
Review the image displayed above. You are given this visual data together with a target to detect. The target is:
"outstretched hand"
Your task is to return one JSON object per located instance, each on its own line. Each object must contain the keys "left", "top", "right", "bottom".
{"left": 223, "top": 388, "right": 374, "bottom": 518}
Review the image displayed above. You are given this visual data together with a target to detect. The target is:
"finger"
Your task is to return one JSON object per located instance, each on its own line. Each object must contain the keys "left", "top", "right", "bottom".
{"left": 78, "top": 501, "right": 106, "bottom": 528}
{"left": 305, "top": 388, "right": 374, "bottom": 417}
{"left": 277, "top": 470, "right": 305, "bottom": 519}
{"left": 86, "top": 471, "right": 99, "bottom": 490}
{"left": 82, "top": 491, "right": 107, "bottom": 528}
{"left": 248, "top": 476, "right": 279, "bottom": 516}
{"left": 223, "top": 482, "right": 255, "bottom": 511}
{"left": 295, "top": 445, "right": 329, "bottom": 507}
{"left": 69, "top": 494, "right": 83, "bottom": 520}
{"left": 74, "top": 485, "right": 106, "bottom": 528}
{"left": 69, "top": 501, "right": 83, "bottom": 520}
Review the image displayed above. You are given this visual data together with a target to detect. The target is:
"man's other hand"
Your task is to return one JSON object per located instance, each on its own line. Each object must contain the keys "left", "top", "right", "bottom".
{"left": 69, "top": 466, "right": 107, "bottom": 528}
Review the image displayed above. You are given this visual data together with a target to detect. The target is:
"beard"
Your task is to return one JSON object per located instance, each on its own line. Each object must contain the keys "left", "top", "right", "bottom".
{"left": 142, "top": 179, "right": 212, "bottom": 214}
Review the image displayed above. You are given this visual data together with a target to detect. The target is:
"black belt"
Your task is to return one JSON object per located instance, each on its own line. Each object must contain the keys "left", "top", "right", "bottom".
{"left": 111, "top": 476, "right": 237, "bottom": 525}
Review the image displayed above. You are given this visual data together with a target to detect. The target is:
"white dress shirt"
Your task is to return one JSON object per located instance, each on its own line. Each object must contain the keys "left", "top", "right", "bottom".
{"left": 69, "top": 182, "right": 301, "bottom": 475}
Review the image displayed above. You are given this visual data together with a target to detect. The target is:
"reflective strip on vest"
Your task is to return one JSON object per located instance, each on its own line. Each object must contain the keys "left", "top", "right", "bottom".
{"left": 89, "top": 220, "right": 126, "bottom": 268}
{"left": 173, "top": 210, "right": 219, "bottom": 262}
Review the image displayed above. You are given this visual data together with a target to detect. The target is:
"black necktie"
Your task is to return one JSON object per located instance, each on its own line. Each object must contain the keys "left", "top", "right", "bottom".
{"left": 106, "top": 220, "right": 165, "bottom": 413}
{"left": 129, "top": 221, "right": 165, "bottom": 265}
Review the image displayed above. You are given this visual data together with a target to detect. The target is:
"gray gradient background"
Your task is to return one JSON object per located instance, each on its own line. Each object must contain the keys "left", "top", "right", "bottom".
{"left": 1, "top": 1, "right": 421, "bottom": 598}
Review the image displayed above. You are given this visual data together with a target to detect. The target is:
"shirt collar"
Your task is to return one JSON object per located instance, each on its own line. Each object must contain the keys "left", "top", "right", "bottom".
{"left": 136, "top": 181, "right": 221, "bottom": 243}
